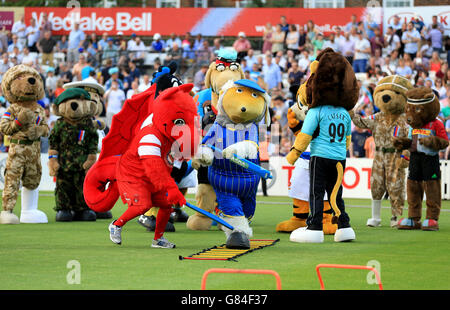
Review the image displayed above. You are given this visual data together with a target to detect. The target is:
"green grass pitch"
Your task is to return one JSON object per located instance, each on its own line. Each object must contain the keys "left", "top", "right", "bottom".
{"left": 0, "top": 192, "right": 449, "bottom": 290}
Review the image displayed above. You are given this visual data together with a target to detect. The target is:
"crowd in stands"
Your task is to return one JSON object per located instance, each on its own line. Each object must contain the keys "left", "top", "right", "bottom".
{"left": 0, "top": 12, "right": 449, "bottom": 159}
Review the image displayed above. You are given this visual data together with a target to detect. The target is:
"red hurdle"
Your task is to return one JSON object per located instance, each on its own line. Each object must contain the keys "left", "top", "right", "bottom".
{"left": 201, "top": 268, "right": 282, "bottom": 290}
{"left": 315, "top": 264, "right": 383, "bottom": 290}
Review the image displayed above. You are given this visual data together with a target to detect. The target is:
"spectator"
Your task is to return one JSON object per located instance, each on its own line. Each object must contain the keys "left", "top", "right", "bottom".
{"left": 262, "top": 22, "right": 273, "bottom": 54}
{"left": 429, "top": 51, "right": 442, "bottom": 73}
{"left": 298, "top": 26, "right": 307, "bottom": 52}
{"left": 233, "top": 32, "right": 252, "bottom": 60}
{"left": 56, "top": 35, "right": 68, "bottom": 54}
{"left": 104, "top": 80, "right": 125, "bottom": 128}
{"left": 249, "top": 62, "right": 261, "bottom": 82}
{"left": 323, "top": 32, "right": 339, "bottom": 51}
{"left": 129, "top": 36, "right": 146, "bottom": 65}
{"left": 350, "top": 127, "right": 370, "bottom": 158}
{"left": 353, "top": 30, "right": 371, "bottom": 73}
{"left": 151, "top": 33, "right": 165, "bottom": 52}
{"left": 244, "top": 49, "right": 258, "bottom": 69}
{"left": 411, "top": 14, "right": 425, "bottom": 34}
{"left": 11, "top": 15, "right": 27, "bottom": 48}
{"left": 37, "top": 30, "right": 57, "bottom": 67}
{"left": 425, "top": 24, "right": 443, "bottom": 53}
{"left": 72, "top": 53, "right": 88, "bottom": 81}
{"left": 345, "top": 14, "right": 359, "bottom": 33}
{"left": 127, "top": 80, "right": 140, "bottom": 99}
{"left": 81, "top": 59, "right": 95, "bottom": 80}
{"left": 312, "top": 32, "right": 325, "bottom": 56}
{"left": 57, "top": 61, "right": 73, "bottom": 84}
{"left": 182, "top": 40, "right": 196, "bottom": 62}
{"left": 138, "top": 74, "right": 151, "bottom": 92}
{"left": 279, "top": 15, "right": 290, "bottom": 38}
{"left": 272, "top": 95, "right": 289, "bottom": 128}
{"left": 21, "top": 47, "right": 37, "bottom": 66}
{"left": 211, "top": 38, "right": 224, "bottom": 56}
{"left": 98, "top": 32, "right": 109, "bottom": 51}
{"left": 67, "top": 22, "right": 85, "bottom": 64}
{"left": 9, "top": 46, "right": 23, "bottom": 63}
{"left": 286, "top": 24, "right": 300, "bottom": 55}
{"left": 298, "top": 49, "right": 311, "bottom": 73}
{"left": 271, "top": 25, "right": 285, "bottom": 57}
{"left": 193, "top": 64, "right": 209, "bottom": 91}
{"left": 305, "top": 20, "right": 319, "bottom": 44}
{"left": 45, "top": 67, "right": 58, "bottom": 94}
{"left": 402, "top": 21, "right": 421, "bottom": 60}
{"left": 390, "top": 14, "right": 403, "bottom": 32}
{"left": 364, "top": 13, "right": 379, "bottom": 40}
{"left": 384, "top": 26, "right": 401, "bottom": 56}
{"left": 395, "top": 58, "right": 413, "bottom": 79}
{"left": 339, "top": 32, "right": 355, "bottom": 65}
{"left": 369, "top": 27, "right": 384, "bottom": 56}
{"left": 105, "top": 67, "right": 124, "bottom": 90}
{"left": 7, "top": 35, "right": 24, "bottom": 53}
{"left": 0, "top": 53, "right": 12, "bottom": 83}
{"left": 165, "top": 32, "right": 182, "bottom": 52}
{"left": 262, "top": 54, "right": 282, "bottom": 91}
{"left": 38, "top": 13, "right": 52, "bottom": 39}
{"left": 193, "top": 34, "right": 204, "bottom": 51}
{"left": 287, "top": 61, "right": 304, "bottom": 87}
{"left": 128, "top": 60, "right": 141, "bottom": 82}
{"left": 181, "top": 32, "right": 192, "bottom": 49}
{"left": 102, "top": 37, "right": 119, "bottom": 65}
{"left": 25, "top": 18, "right": 40, "bottom": 52}
{"left": 196, "top": 40, "right": 212, "bottom": 66}
{"left": 364, "top": 133, "right": 375, "bottom": 159}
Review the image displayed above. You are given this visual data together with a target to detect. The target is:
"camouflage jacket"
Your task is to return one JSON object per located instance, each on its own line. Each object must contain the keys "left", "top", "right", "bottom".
{"left": 0, "top": 103, "right": 49, "bottom": 141}
{"left": 49, "top": 118, "right": 98, "bottom": 171}
{"left": 351, "top": 112, "right": 409, "bottom": 150}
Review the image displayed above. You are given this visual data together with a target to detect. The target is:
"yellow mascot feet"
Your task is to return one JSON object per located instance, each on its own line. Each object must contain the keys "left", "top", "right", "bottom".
{"left": 276, "top": 200, "right": 337, "bottom": 234}
{"left": 186, "top": 183, "right": 217, "bottom": 230}
{"left": 322, "top": 201, "right": 337, "bottom": 235}
{"left": 276, "top": 216, "right": 307, "bottom": 233}
{"left": 276, "top": 199, "right": 308, "bottom": 233}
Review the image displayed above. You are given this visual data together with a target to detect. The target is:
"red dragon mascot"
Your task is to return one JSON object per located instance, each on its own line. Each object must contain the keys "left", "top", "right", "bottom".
{"left": 83, "top": 82, "right": 199, "bottom": 248}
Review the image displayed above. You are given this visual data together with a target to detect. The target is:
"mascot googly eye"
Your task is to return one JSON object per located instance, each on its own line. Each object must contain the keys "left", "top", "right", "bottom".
{"left": 173, "top": 118, "right": 186, "bottom": 126}
{"left": 216, "top": 64, "right": 226, "bottom": 72}
{"left": 229, "top": 63, "right": 239, "bottom": 71}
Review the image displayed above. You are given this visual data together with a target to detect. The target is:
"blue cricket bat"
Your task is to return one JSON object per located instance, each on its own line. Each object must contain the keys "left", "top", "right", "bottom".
{"left": 184, "top": 202, "right": 234, "bottom": 230}
{"left": 207, "top": 144, "right": 273, "bottom": 179}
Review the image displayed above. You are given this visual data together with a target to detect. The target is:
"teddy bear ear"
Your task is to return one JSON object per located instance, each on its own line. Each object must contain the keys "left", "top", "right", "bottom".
{"left": 52, "top": 103, "right": 60, "bottom": 116}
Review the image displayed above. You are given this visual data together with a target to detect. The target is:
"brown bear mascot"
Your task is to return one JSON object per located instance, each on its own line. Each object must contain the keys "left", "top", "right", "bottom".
{"left": 393, "top": 87, "right": 449, "bottom": 231}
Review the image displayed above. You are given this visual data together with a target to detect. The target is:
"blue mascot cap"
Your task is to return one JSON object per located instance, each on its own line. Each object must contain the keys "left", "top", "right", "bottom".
{"left": 216, "top": 49, "right": 238, "bottom": 63}
{"left": 234, "top": 79, "right": 266, "bottom": 94}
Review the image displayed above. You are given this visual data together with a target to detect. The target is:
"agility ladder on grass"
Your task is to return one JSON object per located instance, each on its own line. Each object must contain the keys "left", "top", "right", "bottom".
{"left": 179, "top": 239, "right": 280, "bottom": 262}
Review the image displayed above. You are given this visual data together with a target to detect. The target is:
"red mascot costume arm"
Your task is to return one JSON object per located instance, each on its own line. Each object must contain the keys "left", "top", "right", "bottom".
{"left": 137, "top": 132, "right": 186, "bottom": 207}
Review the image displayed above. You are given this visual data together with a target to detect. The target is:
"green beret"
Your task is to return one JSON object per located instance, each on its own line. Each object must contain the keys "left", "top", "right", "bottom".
{"left": 54, "top": 88, "right": 91, "bottom": 106}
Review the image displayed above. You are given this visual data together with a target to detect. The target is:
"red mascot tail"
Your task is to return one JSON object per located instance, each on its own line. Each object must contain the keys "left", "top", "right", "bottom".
{"left": 83, "top": 155, "right": 120, "bottom": 212}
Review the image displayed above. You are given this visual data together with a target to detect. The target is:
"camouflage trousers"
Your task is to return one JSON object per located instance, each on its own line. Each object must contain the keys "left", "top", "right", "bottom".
{"left": 54, "top": 168, "right": 89, "bottom": 212}
{"left": 371, "top": 151, "right": 405, "bottom": 217}
{"left": 2, "top": 143, "right": 42, "bottom": 211}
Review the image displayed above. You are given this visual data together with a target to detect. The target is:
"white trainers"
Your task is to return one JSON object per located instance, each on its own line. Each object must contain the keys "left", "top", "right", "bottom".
{"left": 0, "top": 210, "right": 20, "bottom": 224}
{"left": 108, "top": 221, "right": 122, "bottom": 245}
{"left": 290, "top": 227, "right": 324, "bottom": 243}
{"left": 334, "top": 227, "right": 356, "bottom": 242}
{"left": 151, "top": 236, "right": 176, "bottom": 248}
{"left": 366, "top": 218, "right": 381, "bottom": 227}
{"left": 390, "top": 216, "right": 398, "bottom": 228}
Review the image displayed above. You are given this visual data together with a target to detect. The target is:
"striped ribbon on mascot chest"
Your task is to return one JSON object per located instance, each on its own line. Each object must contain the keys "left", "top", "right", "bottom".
{"left": 78, "top": 130, "right": 85, "bottom": 144}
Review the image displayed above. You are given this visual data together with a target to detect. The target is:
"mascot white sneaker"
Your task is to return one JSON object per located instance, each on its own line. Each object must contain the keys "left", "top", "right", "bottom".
{"left": 290, "top": 227, "right": 324, "bottom": 243}
{"left": 20, "top": 187, "right": 48, "bottom": 223}
{"left": 334, "top": 227, "right": 356, "bottom": 242}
